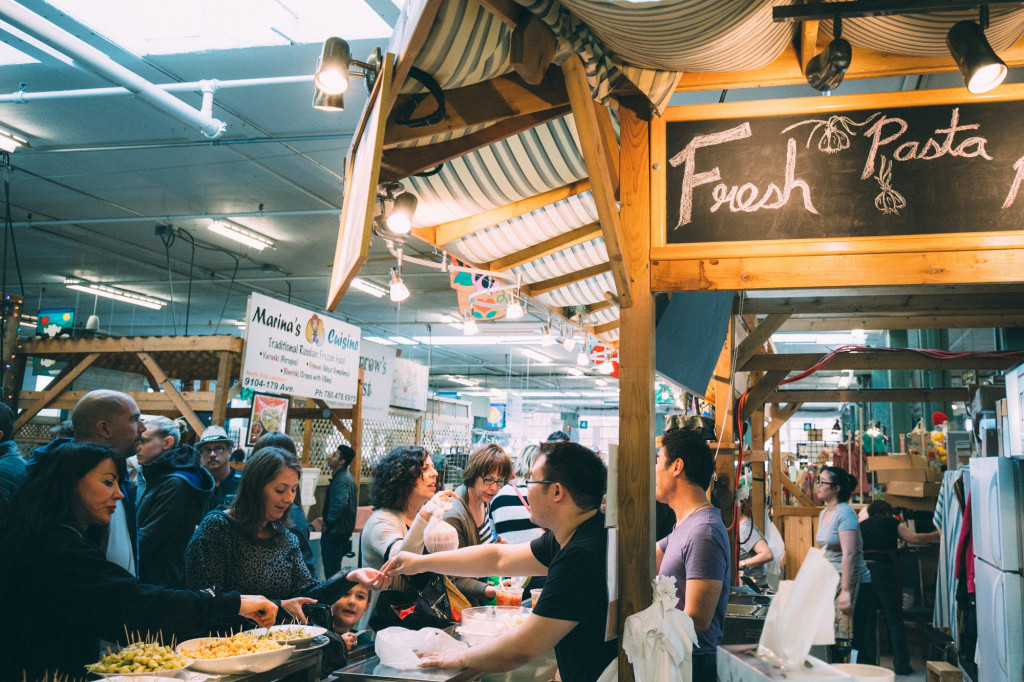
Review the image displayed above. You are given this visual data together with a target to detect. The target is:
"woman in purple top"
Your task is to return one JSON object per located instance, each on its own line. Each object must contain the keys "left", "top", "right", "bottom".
{"left": 654, "top": 428, "right": 730, "bottom": 680}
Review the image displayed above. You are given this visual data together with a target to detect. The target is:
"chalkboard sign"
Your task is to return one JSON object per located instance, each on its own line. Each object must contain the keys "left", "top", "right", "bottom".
{"left": 662, "top": 97, "right": 1024, "bottom": 245}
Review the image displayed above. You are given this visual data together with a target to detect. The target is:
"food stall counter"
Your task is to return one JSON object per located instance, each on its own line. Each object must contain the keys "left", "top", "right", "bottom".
{"left": 330, "top": 649, "right": 558, "bottom": 682}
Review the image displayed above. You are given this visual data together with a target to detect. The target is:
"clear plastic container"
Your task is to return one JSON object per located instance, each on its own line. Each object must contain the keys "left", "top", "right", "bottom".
{"left": 457, "top": 605, "right": 532, "bottom": 646}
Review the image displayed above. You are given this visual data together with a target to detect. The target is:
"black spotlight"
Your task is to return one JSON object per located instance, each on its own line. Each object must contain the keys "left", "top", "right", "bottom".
{"left": 805, "top": 17, "right": 852, "bottom": 93}
{"left": 947, "top": 7, "right": 1007, "bottom": 94}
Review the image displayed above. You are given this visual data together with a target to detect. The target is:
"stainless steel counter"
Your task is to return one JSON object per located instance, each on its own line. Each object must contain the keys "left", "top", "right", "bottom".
{"left": 330, "top": 650, "right": 557, "bottom": 682}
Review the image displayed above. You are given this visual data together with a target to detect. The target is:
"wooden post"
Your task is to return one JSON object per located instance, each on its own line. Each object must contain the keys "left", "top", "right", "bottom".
{"left": 750, "top": 407, "right": 767, "bottom": 533}
{"left": 212, "top": 351, "right": 232, "bottom": 426}
{"left": 615, "top": 102, "right": 654, "bottom": 682}
{"left": 302, "top": 398, "right": 314, "bottom": 467}
{"left": 352, "top": 369, "right": 365, "bottom": 488}
{"left": 770, "top": 404, "right": 785, "bottom": 539}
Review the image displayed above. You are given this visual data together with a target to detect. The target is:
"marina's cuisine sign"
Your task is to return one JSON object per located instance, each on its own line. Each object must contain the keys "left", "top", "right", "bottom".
{"left": 242, "top": 293, "right": 361, "bottom": 404}
{"left": 664, "top": 98, "right": 1024, "bottom": 243}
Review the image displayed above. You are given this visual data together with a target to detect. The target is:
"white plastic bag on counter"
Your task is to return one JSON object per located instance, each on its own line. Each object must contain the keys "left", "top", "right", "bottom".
{"left": 757, "top": 547, "right": 838, "bottom": 670}
{"left": 424, "top": 514, "right": 459, "bottom": 553}
{"left": 375, "top": 627, "right": 468, "bottom": 670}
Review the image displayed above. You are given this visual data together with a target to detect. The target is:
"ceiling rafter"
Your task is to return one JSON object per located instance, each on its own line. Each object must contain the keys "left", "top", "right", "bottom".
{"left": 523, "top": 262, "right": 612, "bottom": 296}
{"left": 485, "top": 222, "right": 602, "bottom": 272}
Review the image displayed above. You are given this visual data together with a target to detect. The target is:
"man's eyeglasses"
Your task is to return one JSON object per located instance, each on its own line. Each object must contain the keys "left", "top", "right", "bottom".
{"left": 817, "top": 478, "right": 836, "bottom": 487}
{"left": 525, "top": 479, "right": 556, "bottom": 486}
{"left": 481, "top": 476, "right": 508, "bottom": 487}
{"left": 201, "top": 445, "right": 229, "bottom": 455}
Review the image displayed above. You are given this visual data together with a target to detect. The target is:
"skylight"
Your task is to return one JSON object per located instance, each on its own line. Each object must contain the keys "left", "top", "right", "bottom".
{"left": 45, "top": 0, "right": 395, "bottom": 56}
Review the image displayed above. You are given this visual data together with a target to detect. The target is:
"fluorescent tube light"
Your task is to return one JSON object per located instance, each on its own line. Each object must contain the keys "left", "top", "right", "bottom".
{"left": 362, "top": 336, "right": 396, "bottom": 345}
{"left": 65, "top": 280, "right": 167, "bottom": 310}
{"left": 350, "top": 277, "right": 388, "bottom": 298}
{"left": 520, "top": 348, "right": 553, "bottom": 364}
{"left": 0, "top": 126, "right": 28, "bottom": 152}
{"left": 595, "top": 379, "right": 609, "bottom": 386}
{"left": 564, "top": 367, "right": 584, "bottom": 377}
{"left": 388, "top": 336, "right": 418, "bottom": 345}
{"left": 447, "top": 375, "right": 478, "bottom": 387}
{"left": 208, "top": 219, "right": 274, "bottom": 251}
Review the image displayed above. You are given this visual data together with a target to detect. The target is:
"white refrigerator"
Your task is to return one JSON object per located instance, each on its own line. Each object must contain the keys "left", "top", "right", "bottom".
{"left": 970, "top": 456, "right": 1024, "bottom": 682}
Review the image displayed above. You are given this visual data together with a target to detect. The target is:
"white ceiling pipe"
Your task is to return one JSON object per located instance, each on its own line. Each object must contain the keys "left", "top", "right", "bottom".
{"left": 0, "top": 75, "right": 316, "bottom": 104}
{"left": 0, "top": 0, "right": 227, "bottom": 137}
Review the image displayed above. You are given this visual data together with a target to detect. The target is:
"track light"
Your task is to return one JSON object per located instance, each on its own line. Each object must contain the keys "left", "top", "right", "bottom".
{"left": 561, "top": 336, "right": 577, "bottom": 352}
{"left": 386, "top": 192, "right": 418, "bottom": 234}
{"left": 388, "top": 268, "right": 409, "bottom": 302}
{"left": 540, "top": 324, "right": 556, "bottom": 346}
{"left": 805, "top": 17, "right": 851, "bottom": 93}
{"left": 576, "top": 349, "right": 590, "bottom": 366}
{"left": 506, "top": 297, "right": 524, "bottom": 320}
{"left": 312, "top": 85, "right": 344, "bottom": 112}
{"left": 462, "top": 314, "right": 479, "bottom": 336}
{"left": 597, "top": 359, "right": 615, "bottom": 375}
{"left": 315, "top": 37, "right": 352, "bottom": 95}
{"left": 948, "top": 8, "right": 1007, "bottom": 94}
{"left": 208, "top": 220, "right": 274, "bottom": 251}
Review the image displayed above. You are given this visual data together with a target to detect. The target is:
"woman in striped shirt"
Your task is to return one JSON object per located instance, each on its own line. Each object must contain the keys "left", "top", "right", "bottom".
{"left": 442, "top": 443, "right": 514, "bottom": 604}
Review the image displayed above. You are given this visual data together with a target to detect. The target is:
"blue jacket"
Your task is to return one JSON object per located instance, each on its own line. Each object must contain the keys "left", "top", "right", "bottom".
{"left": 0, "top": 440, "right": 25, "bottom": 515}
{"left": 31, "top": 438, "right": 139, "bottom": 572}
{"left": 137, "top": 444, "right": 215, "bottom": 587}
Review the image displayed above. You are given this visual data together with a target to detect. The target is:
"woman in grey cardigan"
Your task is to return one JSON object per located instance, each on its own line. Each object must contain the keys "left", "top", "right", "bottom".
{"left": 442, "top": 443, "right": 514, "bottom": 604}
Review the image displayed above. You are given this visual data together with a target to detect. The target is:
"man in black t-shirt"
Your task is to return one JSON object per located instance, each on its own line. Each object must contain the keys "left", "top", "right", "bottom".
{"left": 379, "top": 442, "right": 616, "bottom": 682}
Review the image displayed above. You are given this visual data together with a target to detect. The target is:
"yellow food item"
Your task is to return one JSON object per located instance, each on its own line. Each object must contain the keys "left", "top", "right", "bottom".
{"left": 182, "top": 632, "right": 283, "bottom": 659}
{"left": 88, "top": 641, "right": 189, "bottom": 673}
{"left": 270, "top": 625, "right": 313, "bottom": 641}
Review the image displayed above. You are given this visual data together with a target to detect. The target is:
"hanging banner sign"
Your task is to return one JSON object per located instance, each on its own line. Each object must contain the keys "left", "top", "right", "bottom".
{"left": 353, "top": 340, "right": 396, "bottom": 421}
{"left": 390, "top": 357, "right": 429, "bottom": 412}
{"left": 241, "top": 292, "right": 361, "bottom": 404}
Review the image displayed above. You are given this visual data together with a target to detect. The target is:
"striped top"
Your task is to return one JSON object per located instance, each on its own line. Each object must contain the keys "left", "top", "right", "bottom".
{"left": 932, "top": 469, "right": 964, "bottom": 642}
{"left": 477, "top": 514, "right": 497, "bottom": 544}
{"left": 490, "top": 483, "right": 545, "bottom": 544}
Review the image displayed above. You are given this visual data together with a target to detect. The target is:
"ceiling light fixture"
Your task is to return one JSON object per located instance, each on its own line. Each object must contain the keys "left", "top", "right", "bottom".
{"left": 377, "top": 182, "right": 418, "bottom": 235}
{"left": 388, "top": 335, "right": 418, "bottom": 345}
{"left": 388, "top": 267, "right": 409, "bottom": 302}
{"left": 314, "top": 37, "right": 353, "bottom": 95}
{"left": 948, "top": 7, "right": 1007, "bottom": 93}
{"left": 208, "top": 219, "right": 274, "bottom": 251}
{"left": 350, "top": 277, "right": 388, "bottom": 298}
{"left": 576, "top": 349, "right": 590, "bottom": 366}
{"left": 448, "top": 375, "right": 478, "bottom": 387}
{"left": 565, "top": 367, "right": 584, "bottom": 377}
{"left": 312, "top": 85, "right": 344, "bottom": 112}
{"left": 805, "top": 16, "right": 851, "bottom": 93}
{"left": 540, "top": 324, "right": 556, "bottom": 346}
{"left": 462, "top": 314, "right": 479, "bottom": 336}
{"left": 520, "top": 348, "right": 553, "bottom": 364}
{"left": 506, "top": 296, "right": 524, "bottom": 320}
{"left": 597, "top": 359, "right": 616, "bottom": 375}
{"left": 561, "top": 334, "right": 578, "bottom": 352}
{"left": 595, "top": 379, "right": 609, "bottom": 386}
{"left": 0, "top": 126, "right": 28, "bottom": 153}
{"left": 65, "top": 279, "right": 167, "bottom": 310}
{"left": 362, "top": 335, "right": 396, "bottom": 345}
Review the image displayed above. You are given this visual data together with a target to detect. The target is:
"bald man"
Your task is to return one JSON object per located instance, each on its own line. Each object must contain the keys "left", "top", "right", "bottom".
{"left": 32, "top": 389, "right": 146, "bottom": 574}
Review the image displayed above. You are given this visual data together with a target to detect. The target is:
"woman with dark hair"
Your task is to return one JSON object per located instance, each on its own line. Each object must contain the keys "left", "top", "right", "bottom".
{"left": 360, "top": 445, "right": 455, "bottom": 583}
{"left": 815, "top": 464, "right": 874, "bottom": 664}
{"left": 184, "top": 447, "right": 386, "bottom": 629}
{"left": 0, "top": 442, "right": 278, "bottom": 680}
{"left": 442, "top": 443, "right": 514, "bottom": 604}
{"left": 734, "top": 485, "right": 773, "bottom": 592}
{"left": 251, "top": 431, "right": 316, "bottom": 577}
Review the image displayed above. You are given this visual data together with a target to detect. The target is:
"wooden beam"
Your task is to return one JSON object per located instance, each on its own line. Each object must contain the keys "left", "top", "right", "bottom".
{"left": 422, "top": 180, "right": 591, "bottom": 246}
{"left": 770, "top": 404, "right": 785, "bottom": 537}
{"left": 650, "top": 248, "right": 1024, "bottom": 292}
{"left": 800, "top": 20, "right": 820, "bottom": 66}
{"left": 780, "top": 313, "right": 1024, "bottom": 332}
{"left": 523, "top": 262, "right": 612, "bottom": 296}
{"left": 593, "top": 96, "right": 619, "bottom": 196}
{"left": 313, "top": 399, "right": 354, "bottom": 443}
{"left": 739, "top": 292, "right": 1024, "bottom": 316}
{"left": 383, "top": 0, "right": 442, "bottom": 114}
{"left": 212, "top": 351, "right": 232, "bottom": 426}
{"left": 674, "top": 33, "right": 1024, "bottom": 92}
{"left": 21, "top": 335, "right": 242, "bottom": 356}
{"left": 485, "top": 222, "right": 601, "bottom": 271}
{"left": 735, "top": 312, "right": 791, "bottom": 370}
{"left": 14, "top": 353, "right": 100, "bottom": 431}
{"left": 615, "top": 102, "right": 653, "bottom": 682}
{"left": 351, "top": 369, "right": 365, "bottom": 488}
{"left": 136, "top": 352, "right": 206, "bottom": 435}
{"left": 781, "top": 475, "right": 817, "bottom": 507}
{"left": 380, "top": 106, "right": 571, "bottom": 182}
{"left": 588, "top": 320, "right": 620, "bottom": 336}
{"left": 224, "top": 406, "right": 355, "bottom": 421}
{"left": 19, "top": 390, "right": 217, "bottom": 412}
{"left": 475, "top": 0, "right": 521, "bottom": 27}
{"left": 510, "top": 14, "right": 557, "bottom": 85}
{"left": 384, "top": 69, "right": 568, "bottom": 149}
{"left": 742, "top": 351, "right": 1023, "bottom": 372}
{"left": 562, "top": 53, "right": 633, "bottom": 308}
{"left": 768, "top": 387, "right": 970, "bottom": 403}
{"left": 742, "top": 370, "right": 789, "bottom": 421}
{"left": 765, "top": 402, "right": 800, "bottom": 441}
{"left": 777, "top": 504, "right": 825, "bottom": 517}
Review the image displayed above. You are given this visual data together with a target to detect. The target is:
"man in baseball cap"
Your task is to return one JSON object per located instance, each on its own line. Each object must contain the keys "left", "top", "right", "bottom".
{"left": 198, "top": 426, "right": 241, "bottom": 512}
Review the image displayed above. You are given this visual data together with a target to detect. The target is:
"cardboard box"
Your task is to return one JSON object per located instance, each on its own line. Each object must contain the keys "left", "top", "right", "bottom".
{"left": 875, "top": 468, "right": 943, "bottom": 483}
{"left": 884, "top": 494, "right": 938, "bottom": 512}
{"left": 866, "top": 454, "right": 929, "bottom": 471}
{"left": 886, "top": 481, "right": 942, "bottom": 497}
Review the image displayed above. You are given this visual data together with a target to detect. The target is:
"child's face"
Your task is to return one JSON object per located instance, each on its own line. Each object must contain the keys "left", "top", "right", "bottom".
{"left": 332, "top": 585, "right": 371, "bottom": 631}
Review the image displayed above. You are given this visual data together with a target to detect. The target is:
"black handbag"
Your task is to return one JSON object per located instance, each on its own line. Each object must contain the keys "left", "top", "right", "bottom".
{"left": 369, "top": 571, "right": 453, "bottom": 631}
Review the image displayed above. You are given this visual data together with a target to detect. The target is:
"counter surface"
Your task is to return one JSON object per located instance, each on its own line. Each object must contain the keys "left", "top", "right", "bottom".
{"left": 330, "top": 649, "right": 558, "bottom": 682}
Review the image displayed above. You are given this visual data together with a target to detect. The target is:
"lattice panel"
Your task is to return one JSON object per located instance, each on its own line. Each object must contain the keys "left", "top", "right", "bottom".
{"left": 15, "top": 421, "right": 57, "bottom": 458}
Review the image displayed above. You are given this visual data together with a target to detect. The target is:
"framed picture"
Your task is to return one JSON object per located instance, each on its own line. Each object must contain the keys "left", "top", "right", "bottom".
{"left": 247, "top": 393, "right": 289, "bottom": 447}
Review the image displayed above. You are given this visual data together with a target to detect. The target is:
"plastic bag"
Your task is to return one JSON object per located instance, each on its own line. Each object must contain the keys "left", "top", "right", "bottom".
{"left": 424, "top": 514, "right": 459, "bottom": 553}
{"left": 375, "top": 626, "right": 468, "bottom": 669}
{"left": 763, "top": 518, "right": 786, "bottom": 591}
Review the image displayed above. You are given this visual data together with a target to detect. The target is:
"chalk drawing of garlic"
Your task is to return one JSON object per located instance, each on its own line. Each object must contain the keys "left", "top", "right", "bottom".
{"left": 781, "top": 112, "right": 881, "bottom": 154}
{"left": 43, "top": 323, "right": 61, "bottom": 338}
{"left": 874, "top": 155, "right": 906, "bottom": 215}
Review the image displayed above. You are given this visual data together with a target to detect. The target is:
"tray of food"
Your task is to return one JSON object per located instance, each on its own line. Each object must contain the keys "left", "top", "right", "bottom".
{"left": 177, "top": 632, "right": 294, "bottom": 674}
{"left": 86, "top": 641, "right": 192, "bottom": 678}
{"left": 246, "top": 624, "right": 328, "bottom": 648}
